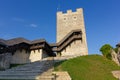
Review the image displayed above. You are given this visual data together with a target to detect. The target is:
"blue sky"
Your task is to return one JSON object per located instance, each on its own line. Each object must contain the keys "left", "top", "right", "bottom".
{"left": 0, "top": 0, "right": 120, "bottom": 54}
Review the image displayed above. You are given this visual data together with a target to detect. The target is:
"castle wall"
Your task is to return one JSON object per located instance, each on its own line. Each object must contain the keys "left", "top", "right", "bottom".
{"left": 29, "top": 49, "right": 42, "bottom": 62}
{"left": 61, "top": 40, "right": 87, "bottom": 56}
{"left": 11, "top": 49, "right": 29, "bottom": 64}
{"left": 57, "top": 8, "right": 88, "bottom": 56}
{"left": 29, "top": 49, "right": 48, "bottom": 62}
{"left": 42, "top": 50, "right": 49, "bottom": 59}
{"left": 11, "top": 49, "right": 49, "bottom": 64}
{"left": 0, "top": 53, "right": 12, "bottom": 70}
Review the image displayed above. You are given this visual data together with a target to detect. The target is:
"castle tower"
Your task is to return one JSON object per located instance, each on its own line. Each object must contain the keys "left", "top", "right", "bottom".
{"left": 56, "top": 8, "right": 88, "bottom": 56}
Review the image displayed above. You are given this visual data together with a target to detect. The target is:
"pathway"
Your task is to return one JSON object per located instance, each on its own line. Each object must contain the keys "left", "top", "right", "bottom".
{"left": 0, "top": 57, "right": 55, "bottom": 80}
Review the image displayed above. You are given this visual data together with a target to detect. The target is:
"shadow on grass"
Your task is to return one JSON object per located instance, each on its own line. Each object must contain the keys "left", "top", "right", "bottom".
{"left": 54, "top": 60, "right": 66, "bottom": 71}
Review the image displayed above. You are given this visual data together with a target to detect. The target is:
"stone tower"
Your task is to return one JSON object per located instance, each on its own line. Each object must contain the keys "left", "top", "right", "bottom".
{"left": 56, "top": 8, "right": 88, "bottom": 56}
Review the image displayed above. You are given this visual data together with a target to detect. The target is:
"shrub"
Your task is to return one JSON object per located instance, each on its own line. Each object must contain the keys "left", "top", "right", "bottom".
{"left": 100, "top": 44, "right": 113, "bottom": 60}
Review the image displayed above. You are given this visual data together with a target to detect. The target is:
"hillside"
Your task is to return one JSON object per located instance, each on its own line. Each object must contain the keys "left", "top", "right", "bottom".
{"left": 54, "top": 55, "right": 120, "bottom": 80}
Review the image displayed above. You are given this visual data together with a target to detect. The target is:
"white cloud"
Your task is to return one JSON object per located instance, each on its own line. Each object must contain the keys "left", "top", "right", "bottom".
{"left": 30, "top": 24, "right": 38, "bottom": 28}
{"left": 12, "top": 17, "right": 25, "bottom": 22}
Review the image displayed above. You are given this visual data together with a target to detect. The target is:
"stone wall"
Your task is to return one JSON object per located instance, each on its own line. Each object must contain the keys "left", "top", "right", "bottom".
{"left": 0, "top": 53, "right": 12, "bottom": 70}
{"left": 111, "top": 47, "right": 120, "bottom": 66}
{"left": 11, "top": 49, "right": 49, "bottom": 64}
{"left": 111, "top": 49, "right": 120, "bottom": 65}
{"left": 57, "top": 8, "right": 88, "bottom": 56}
{"left": 42, "top": 49, "right": 49, "bottom": 59}
{"left": 29, "top": 49, "right": 49, "bottom": 62}
{"left": 11, "top": 49, "right": 29, "bottom": 64}
{"left": 61, "top": 40, "right": 87, "bottom": 56}
{"left": 29, "top": 49, "right": 42, "bottom": 62}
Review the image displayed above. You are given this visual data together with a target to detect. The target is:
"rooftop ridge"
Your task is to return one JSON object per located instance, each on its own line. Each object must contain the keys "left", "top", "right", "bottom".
{"left": 0, "top": 37, "right": 47, "bottom": 46}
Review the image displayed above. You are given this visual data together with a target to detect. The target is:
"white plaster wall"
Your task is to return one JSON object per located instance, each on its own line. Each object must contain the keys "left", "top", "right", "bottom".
{"left": 11, "top": 49, "right": 29, "bottom": 64}
{"left": 61, "top": 40, "right": 87, "bottom": 56}
{"left": 29, "top": 49, "right": 42, "bottom": 62}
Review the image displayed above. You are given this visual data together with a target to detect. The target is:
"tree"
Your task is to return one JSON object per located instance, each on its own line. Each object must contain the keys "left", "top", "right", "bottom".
{"left": 100, "top": 44, "right": 113, "bottom": 60}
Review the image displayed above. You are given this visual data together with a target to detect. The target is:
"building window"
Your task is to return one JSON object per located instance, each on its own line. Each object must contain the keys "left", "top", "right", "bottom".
{"left": 73, "top": 16, "right": 77, "bottom": 20}
{"left": 63, "top": 17, "right": 67, "bottom": 21}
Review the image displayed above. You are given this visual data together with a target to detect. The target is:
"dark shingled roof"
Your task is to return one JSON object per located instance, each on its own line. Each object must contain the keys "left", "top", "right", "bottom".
{"left": 31, "top": 39, "right": 46, "bottom": 44}
{"left": 57, "top": 29, "right": 82, "bottom": 45}
{"left": 49, "top": 43, "right": 57, "bottom": 47}
{"left": 0, "top": 42, "right": 7, "bottom": 47}
{"left": 0, "top": 37, "right": 47, "bottom": 46}
{"left": 0, "top": 39, "right": 7, "bottom": 44}
{"left": 0, "top": 38, "right": 54, "bottom": 56}
{"left": 6, "top": 37, "right": 31, "bottom": 46}
{"left": 0, "top": 39, "right": 7, "bottom": 47}
{"left": 50, "top": 29, "right": 82, "bottom": 47}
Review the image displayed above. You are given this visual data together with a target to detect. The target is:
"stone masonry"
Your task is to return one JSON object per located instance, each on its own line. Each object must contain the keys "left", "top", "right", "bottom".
{"left": 56, "top": 8, "right": 88, "bottom": 56}
{"left": 0, "top": 53, "right": 12, "bottom": 70}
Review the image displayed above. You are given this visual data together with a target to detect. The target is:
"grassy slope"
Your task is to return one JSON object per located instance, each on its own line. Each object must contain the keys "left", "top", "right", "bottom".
{"left": 54, "top": 55, "right": 120, "bottom": 80}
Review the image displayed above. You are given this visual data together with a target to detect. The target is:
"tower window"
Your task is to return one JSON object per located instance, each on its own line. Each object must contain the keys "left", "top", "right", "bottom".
{"left": 74, "top": 17, "right": 76, "bottom": 19}
{"left": 64, "top": 18, "right": 66, "bottom": 20}
{"left": 73, "top": 16, "right": 77, "bottom": 20}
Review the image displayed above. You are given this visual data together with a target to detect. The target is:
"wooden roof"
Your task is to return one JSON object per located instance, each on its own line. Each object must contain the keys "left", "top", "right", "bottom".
{"left": 57, "top": 29, "right": 82, "bottom": 45}
{"left": 0, "top": 37, "right": 54, "bottom": 55}
{"left": 0, "top": 38, "right": 47, "bottom": 46}
{"left": 0, "top": 29, "right": 82, "bottom": 55}
{"left": 7, "top": 37, "right": 31, "bottom": 45}
{"left": 50, "top": 29, "right": 82, "bottom": 52}
{"left": 31, "top": 39, "right": 46, "bottom": 44}
{"left": 0, "top": 42, "right": 7, "bottom": 47}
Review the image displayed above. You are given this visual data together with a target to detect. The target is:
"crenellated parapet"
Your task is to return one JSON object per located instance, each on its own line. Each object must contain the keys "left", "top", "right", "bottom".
{"left": 57, "top": 8, "right": 83, "bottom": 15}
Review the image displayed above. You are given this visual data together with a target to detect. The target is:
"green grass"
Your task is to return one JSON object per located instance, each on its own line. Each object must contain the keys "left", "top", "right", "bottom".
{"left": 54, "top": 54, "right": 120, "bottom": 80}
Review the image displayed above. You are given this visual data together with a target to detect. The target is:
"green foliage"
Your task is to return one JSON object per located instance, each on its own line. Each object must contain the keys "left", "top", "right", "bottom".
{"left": 100, "top": 44, "right": 113, "bottom": 60}
{"left": 54, "top": 55, "right": 120, "bottom": 80}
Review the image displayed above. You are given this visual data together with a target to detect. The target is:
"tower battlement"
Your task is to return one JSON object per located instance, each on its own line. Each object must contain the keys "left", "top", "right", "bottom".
{"left": 57, "top": 8, "right": 83, "bottom": 15}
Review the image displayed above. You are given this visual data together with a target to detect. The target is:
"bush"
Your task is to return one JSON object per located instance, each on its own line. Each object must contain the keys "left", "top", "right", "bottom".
{"left": 100, "top": 44, "right": 113, "bottom": 60}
